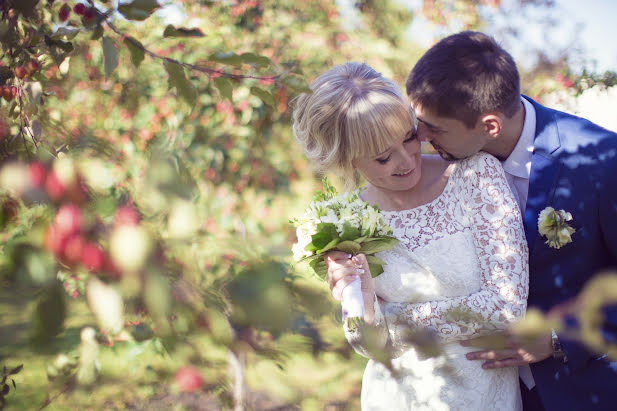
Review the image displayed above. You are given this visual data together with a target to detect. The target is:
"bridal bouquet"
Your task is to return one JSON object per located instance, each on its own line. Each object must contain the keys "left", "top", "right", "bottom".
{"left": 291, "top": 178, "right": 399, "bottom": 323}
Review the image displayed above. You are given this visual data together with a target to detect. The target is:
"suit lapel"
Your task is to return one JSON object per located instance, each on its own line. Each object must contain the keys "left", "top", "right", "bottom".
{"left": 524, "top": 98, "right": 563, "bottom": 252}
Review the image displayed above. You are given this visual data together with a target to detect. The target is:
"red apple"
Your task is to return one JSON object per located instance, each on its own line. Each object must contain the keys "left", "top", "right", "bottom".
{"left": 54, "top": 204, "right": 82, "bottom": 236}
{"left": 73, "top": 3, "right": 86, "bottom": 15}
{"left": 26, "top": 59, "right": 40, "bottom": 76}
{"left": 114, "top": 205, "right": 140, "bottom": 227}
{"left": 28, "top": 161, "right": 47, "bottom": 187}
{"left": 44, "top": 225, "right": 69, "bottom": 256}
{"left": 45, "top": 171, "right": 65, "bottom": 201}
{"left": 81, "top": 243, "right": 104, "bottom": 272}
{"left": 175, "top": 367, "right": 203, "bottom": 392}
{"left": 58, "top": 4, "right": 71, "bottom": 22}
{"left": 63, "top": 234, "right": 85, "bottom": 264}
{"left": 14, "top": 66, "right": 27, "bottom": 79}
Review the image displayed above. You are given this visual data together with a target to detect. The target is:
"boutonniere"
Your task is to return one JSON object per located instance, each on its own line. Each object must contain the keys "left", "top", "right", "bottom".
{"left": 537, "top": 207, "right": 576, "bottom": 249}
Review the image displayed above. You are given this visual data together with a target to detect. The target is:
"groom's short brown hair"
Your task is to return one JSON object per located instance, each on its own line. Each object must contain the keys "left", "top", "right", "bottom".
{"left": 406, "top": 31, "right": 520, "bottom": 129}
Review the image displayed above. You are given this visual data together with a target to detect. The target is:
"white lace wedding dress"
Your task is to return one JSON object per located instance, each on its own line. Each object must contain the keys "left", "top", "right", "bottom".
{"left": 345, "top": 152, "right": 529, "bottom": 411}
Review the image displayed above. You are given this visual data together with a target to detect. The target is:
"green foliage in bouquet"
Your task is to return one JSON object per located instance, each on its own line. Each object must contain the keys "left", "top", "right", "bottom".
{"left": 291, "top": 178, "right": 399, "bottom": 280}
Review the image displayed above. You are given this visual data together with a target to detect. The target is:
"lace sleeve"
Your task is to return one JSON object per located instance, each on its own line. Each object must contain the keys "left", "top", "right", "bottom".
{"left": 343, "top": 296, "right": 389, "bottom": 359}
{"left": 384, "top": 153, "right": 529, "bottom": 345}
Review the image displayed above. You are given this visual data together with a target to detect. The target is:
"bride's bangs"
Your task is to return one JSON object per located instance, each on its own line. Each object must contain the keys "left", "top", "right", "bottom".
{"left": 346, "top": 94, "right": 415, "bottom": 160}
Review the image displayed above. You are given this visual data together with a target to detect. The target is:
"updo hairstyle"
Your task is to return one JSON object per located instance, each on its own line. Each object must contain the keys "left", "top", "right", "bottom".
{"left": 292, "top": 62, "right": 416, "bottom": 190}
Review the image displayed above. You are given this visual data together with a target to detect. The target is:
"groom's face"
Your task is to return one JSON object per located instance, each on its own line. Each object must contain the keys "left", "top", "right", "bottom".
{"left": 412, "top": 104, "right": 488, "bottom": 161}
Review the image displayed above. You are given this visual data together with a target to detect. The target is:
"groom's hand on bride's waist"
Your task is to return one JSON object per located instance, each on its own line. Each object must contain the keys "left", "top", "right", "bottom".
{"left": 460, "top": 332, "right": 552, "bottom": 369}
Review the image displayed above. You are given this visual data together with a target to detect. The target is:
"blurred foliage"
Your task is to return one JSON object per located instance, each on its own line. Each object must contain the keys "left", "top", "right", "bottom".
{"left": 0, "top": 0, "right": 616, "bottom": 408}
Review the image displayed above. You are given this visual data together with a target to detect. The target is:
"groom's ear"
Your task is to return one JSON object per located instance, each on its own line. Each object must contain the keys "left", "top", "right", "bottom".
{"left": 481, "top": 114, "right": 502, "bottom": 140}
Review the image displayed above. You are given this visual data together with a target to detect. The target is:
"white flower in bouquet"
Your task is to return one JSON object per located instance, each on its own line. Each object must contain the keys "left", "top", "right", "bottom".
{"left": 290, "top": 178, "right": 399, "bottom": 326}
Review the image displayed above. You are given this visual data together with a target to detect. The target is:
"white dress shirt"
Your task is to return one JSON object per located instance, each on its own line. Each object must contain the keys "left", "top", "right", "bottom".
{"left": 501, "top": 96, "right": 536, "bottom": 388}
{"left": 502, "top": 97, "right": 536, "bottom": 214}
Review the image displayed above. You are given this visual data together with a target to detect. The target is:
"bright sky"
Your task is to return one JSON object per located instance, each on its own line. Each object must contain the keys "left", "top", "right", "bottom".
{"left": 402, "top": 0, "right": 617, "bottom": 73}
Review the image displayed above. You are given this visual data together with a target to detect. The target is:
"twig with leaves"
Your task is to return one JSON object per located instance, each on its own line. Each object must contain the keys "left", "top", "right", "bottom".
{"left": 0, "top": 364, "right": 23, "bottom": 410}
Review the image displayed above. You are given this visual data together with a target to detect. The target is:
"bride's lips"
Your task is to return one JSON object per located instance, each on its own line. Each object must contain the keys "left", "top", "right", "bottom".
{"left": 392, "top": 169, "right": 413, "bottom": 177}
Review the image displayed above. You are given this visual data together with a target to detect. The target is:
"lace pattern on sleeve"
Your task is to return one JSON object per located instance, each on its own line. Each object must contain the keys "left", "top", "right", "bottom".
{"left": 384, "top": 153, "right": 529, "bottom": 345}
{"left": 343, "top": 295, "right": 389, "bottom": 359}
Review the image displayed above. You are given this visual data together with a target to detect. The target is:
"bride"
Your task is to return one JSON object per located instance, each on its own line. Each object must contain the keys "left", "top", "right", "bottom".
{"left": 292, "top": 62, "right": 528, "bottom": 410}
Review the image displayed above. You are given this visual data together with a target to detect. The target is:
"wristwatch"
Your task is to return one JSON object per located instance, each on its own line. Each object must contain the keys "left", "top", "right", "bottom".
{"left": 551, "top": 329, "right": 568, "bottom": 363}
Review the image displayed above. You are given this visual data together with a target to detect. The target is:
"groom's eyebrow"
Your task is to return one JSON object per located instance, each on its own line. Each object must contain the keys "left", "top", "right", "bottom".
{"left": 418, "top": 118, "right": 441, "bottom": 131}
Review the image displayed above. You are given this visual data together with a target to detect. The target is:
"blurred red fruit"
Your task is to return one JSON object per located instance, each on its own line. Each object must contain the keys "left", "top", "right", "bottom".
{"left": 54, "top": 204, "right": 82, "bottom": 236}
{"left": 28, "top": 162, "right": 47, "bottom": 187}
{"left": 114, "top": 206, "right": 140, "bottom": 227}
{"left": 44, "top": 225, "right": 69, "bottom": 255}
{"left": 26, "top": 59, "right": 40, "bottom": 76}
{"left": 102, "top": 254, "right": 122, "bottom": 279}
{"left": 45, "top": 171, "right": 65, "bottom": 201}
{"left": 81, "top": 243, "right": 104, "bottom": 271}
{"left": 58, "top": 4, "right": 71, "bottom": 21}
{"left": 63, "top": 234, "right": 85, "bottom": 264}
{"left": 73, "top": 3, "right": 86, "bottom": 15}
{"left": 1, "top": 86, "right": 13, "bottom": 102}
{"left": 82, "top": 7, "right": 95, "bottom": 23}
{"left": 175, "top": 367, "right": 203, "bottom": 392}
{"left": 14, "top": 66, "right": 27, "bottom": 79}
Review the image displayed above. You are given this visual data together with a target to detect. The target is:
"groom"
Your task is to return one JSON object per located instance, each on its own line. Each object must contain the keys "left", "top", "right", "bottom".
{"left": 404, "top": 31, "right": 617, "bottom": 410}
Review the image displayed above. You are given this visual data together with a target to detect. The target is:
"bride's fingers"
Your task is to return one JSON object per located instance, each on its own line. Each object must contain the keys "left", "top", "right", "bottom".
{"left": 352, "top": 254, "right": 372, "bottom": 289}
{"left": 326, "top": 255, "right": 361, "bottom": 289}
{"left": 331, "top": 274, "right": 360, "bottom": 301}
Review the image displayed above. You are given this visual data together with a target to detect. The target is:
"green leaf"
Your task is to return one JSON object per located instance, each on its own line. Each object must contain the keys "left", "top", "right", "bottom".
{"left": 209, "top": 51, "right": 244, "bottom": 66}
{"left": 118, "top": 0, "right": 160, "bottom": 21}
{"left": 311, "top": 231, "right": 333, "bottom": 249}
{"left": 368, "top": 263, "right": 384, "bottom": 278}
{"left": 214, "top": 77, "right": 233, "bottom": 102}
{"left": 340, "top": 222, "right": 361, "bottom": 241}
{"left": 359, "top": 237, "right": 399, "bottom": 254}
{"left": 123, "top": 36, "right": 145, "bottom": 68}
{"left": 50, "top": 26, "right": 81, "bottom": 40}
{"left": 8, "top": 365, "right": 23, "bottom": 375}
{"left": 164, "top": 61, "right": 197, "bottom": 106}
{"left": 238, "top": 52, "right": 270, "bottom": 68}
{"left": 281, "top": 74, "right": 312, "bottom": 94}
{"left": 250, "top": 86, "right": 275, "bottom": 107}
{"left": 163, "top": 24, "right": 204, "bottom": 38}
{"left": 309, "top": 258, "right": 328, "bottom": 280}
{"left": 319, "top": 238, "right": 341, "bottom": 253}
{"left": 316, "top": 222, "right": 338, "bottom": 238}
{"left": 102, "top": 36, "right": 118, "bottom": 79}
{"left": 90, "top": 25, "right": 104, "bottom": 41}
{"left": 336, "top": 240, "right": 361, "bottom": 255}
{"left": 365, "top": 255, "right": 386, "bottom": 266}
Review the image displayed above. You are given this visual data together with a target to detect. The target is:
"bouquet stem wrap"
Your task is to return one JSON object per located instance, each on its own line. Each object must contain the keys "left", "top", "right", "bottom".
{"left": 291, "top": 178, "right": 398, "bottom": 326}
{"left": 341, "top": 277, "right": 364, "bottom": 319}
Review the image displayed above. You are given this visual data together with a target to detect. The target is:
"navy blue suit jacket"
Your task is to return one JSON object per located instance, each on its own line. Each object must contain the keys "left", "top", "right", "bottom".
{"left": 524, "top": 97, "right": 617, "bottom": 410}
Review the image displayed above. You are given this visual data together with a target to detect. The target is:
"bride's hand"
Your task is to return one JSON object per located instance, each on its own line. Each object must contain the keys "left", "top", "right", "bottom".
{"left": 325, "top": 251, "right": 376, "bottom": 322}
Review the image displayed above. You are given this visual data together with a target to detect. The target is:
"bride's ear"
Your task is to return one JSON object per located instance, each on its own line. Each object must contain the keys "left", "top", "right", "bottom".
{"left": 481, "top": 114, "right": 502, "bottom": 141}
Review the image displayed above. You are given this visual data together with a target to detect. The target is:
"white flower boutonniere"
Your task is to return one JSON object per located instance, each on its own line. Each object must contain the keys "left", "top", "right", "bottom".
{"left": 537, "top": 207, "right": 576, "bottom": 249}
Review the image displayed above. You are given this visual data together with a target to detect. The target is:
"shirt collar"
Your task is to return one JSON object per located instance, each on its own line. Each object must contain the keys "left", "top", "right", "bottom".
{"left": 502, "top": 97, "right": 536, "bottom": 179}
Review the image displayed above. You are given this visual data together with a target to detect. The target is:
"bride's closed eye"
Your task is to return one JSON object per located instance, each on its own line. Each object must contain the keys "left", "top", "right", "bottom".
{"left": 404, "top": 130, "right": 418, "bottom": 143}
{"left": 375, "top": 130, "right": 417, "bottom": 165}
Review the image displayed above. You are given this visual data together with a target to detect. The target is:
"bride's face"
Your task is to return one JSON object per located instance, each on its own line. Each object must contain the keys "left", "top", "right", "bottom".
{"left": 352, "top": 127, "right": 421, "bottom": 193}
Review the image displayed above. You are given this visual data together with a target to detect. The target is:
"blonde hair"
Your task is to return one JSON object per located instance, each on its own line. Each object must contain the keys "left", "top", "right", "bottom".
{"left": 292, "top": 62, "right": 416, "bottom": 190}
